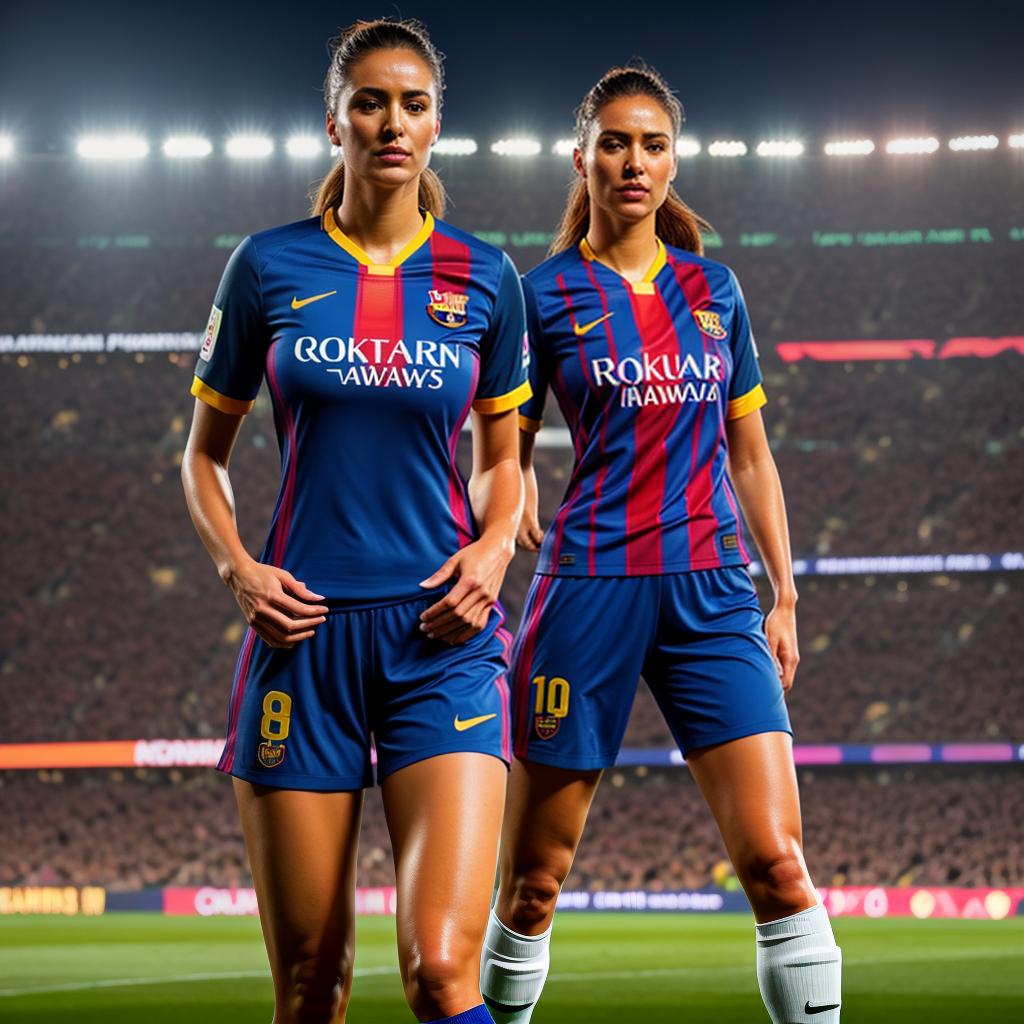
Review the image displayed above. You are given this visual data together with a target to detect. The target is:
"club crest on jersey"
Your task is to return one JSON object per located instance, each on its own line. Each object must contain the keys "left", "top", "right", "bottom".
{"left": 694, "top": 309, "right": 728, "bottom": 340}
{"left": 426, "top": 289, "right": 469, "bottom": 328}
{"left": 534, "top": 714, "right": 560, "bottom": 740}
{"left": 257, "top": 742, "right": 285, "bottom": 768}
{"left": 199, "top": 304, "right": 222, "bottom": 361}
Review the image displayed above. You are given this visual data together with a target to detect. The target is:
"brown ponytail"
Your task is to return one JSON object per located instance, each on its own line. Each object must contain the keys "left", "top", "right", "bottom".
{"left": 550, "top": 65, "right": 711, "bottom": 256}
{"left": 310, "top": 18, "right": 448, "bottom": 219}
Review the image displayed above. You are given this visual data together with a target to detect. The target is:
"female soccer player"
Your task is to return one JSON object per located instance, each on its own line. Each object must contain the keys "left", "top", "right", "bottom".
{"left": 480, "top": 67, "right": 842, "bottom": 1024}
{"left": 181, "top": 19, "right": 529, "bottom": 1024}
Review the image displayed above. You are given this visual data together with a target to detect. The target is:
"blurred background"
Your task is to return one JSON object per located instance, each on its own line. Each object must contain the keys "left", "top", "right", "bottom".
{"left": 1, "top": 1, "right": 1022, "bottom": 1019}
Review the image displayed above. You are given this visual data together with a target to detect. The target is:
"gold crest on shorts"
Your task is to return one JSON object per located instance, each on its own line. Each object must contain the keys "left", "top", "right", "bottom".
{"left": 694, "top": 309, "right": 728, "bottom": 340}
{"left": 534, "top": 714, "right": 561, "bottom": 740}
{"left": 426, "top": 289, "right": 469, "bottom": 328}
{"left": 258, "top": 742, "right": 286, "bottom": 768}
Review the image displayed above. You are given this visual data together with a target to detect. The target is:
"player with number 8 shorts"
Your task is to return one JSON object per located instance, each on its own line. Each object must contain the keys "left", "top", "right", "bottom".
{"left": 182, "top": 18, "right": 529, "bottom": 1024}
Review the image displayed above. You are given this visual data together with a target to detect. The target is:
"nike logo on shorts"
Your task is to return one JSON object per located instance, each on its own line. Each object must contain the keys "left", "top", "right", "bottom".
{"left": 453, "top": 713, "right": 497, "bottom": 731}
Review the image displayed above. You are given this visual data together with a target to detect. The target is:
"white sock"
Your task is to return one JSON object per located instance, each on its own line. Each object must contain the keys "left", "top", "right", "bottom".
{"left": 755, "top": 902, "right": 842, "bottom": 1023}
{"left": 480, "top": 907, "right": 552, "bottom": 1024}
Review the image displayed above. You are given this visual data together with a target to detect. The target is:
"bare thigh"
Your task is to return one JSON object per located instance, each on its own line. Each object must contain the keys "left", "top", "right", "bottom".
{"left": 382, "top": 752, "right": 508, "bottom": 1021}
{"left": 495, "top": 758, "right": 602, "bottom": 934}
{"left": 234, "top": 780, "right": 363, "bottom": 1024}
{"left": 685, "top": 731, "right": 818, "bottom": 921}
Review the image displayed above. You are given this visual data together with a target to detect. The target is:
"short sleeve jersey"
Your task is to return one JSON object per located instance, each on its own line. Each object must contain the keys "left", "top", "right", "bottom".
{"left": 519, "top": 237, "right": 765, "bottom": 577}
{"left": 191, "top": 210, "right": 530, "bottom": 601}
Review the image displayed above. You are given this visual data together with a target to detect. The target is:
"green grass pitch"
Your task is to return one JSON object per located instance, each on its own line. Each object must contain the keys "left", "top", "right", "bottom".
{"left": 1, "top": 913, "right": 1022, "bottom": 1022}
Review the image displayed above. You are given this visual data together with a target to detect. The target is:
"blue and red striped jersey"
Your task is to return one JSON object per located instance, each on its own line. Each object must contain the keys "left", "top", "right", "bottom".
{"left": 519, "top": 237, "right": 765, "bottom": 576}
{"left": 190, "top": 209, "right": 530, "bottom": 601}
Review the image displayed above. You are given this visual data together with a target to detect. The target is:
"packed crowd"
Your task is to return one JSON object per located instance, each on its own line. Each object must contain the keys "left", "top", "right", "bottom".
{"left": 4, "top": 765, "right": 1019, "bottom": 891}
{"left": 3, "top": 353, "right": 1020, "bottom": 745}
{"left": 1, "top": 152, "right": 1022, "bottom": 339}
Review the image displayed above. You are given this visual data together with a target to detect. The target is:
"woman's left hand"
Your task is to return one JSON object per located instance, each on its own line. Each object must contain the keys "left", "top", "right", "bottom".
{"left": 764, "top": 601, "right": 800, "bottom": 693}
{"left": 418, "top": 535, "right": 515, "bottom": 645}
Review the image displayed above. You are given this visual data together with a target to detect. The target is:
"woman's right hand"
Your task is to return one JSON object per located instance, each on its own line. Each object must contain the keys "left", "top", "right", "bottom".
{"left": 516, "top": 464, "right": 545, "bottom": 552}
{"left": 225, "top": 558, "right": 329, "bottom": 648}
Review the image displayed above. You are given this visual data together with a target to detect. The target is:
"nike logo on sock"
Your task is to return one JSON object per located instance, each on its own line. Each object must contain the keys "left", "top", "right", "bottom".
{"left": 804, "top": 1001, "right": 841, "bottom": 1014}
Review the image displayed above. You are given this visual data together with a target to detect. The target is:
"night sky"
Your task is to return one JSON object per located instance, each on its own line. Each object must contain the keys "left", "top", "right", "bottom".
{"left": 1, "top": 1, "right": 1021, "bottom": 151}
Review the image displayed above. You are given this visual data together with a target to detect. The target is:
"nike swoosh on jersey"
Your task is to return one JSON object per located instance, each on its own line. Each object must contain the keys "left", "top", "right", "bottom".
{"left": 291, "top": 290, "right": 338, "bottom": 309}
{"left": 453, "top": 713, "right": 497, "bottom": 732}
{"left": 573, "top": 311, "right": 614, "bottom": 337}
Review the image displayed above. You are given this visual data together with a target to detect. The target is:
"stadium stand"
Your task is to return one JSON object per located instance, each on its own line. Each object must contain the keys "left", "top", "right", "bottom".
{"left": 2, "top": 765, "right": 1020, "bottom": 892}
{"left": 2, "top": 149, "right": 1020, "bottom": 891}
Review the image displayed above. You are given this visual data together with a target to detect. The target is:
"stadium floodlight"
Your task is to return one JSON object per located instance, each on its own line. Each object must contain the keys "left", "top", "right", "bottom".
{"left": 885, "top": 136, "right": 939, "bottom": 155}
{"left": 676, "top": 137, "right": 701, "bottom": 157}
{"left": 163, "top": 135, "right": 212, "bottom": 159}
{"left": 285, "top": 135, "right": 323, "bottom": 158}
{"left": 552, "top": 138, "right": 576, "bottom": 156}
{"left": 948, "top": 134, "right": 999, "bottom": 152}
{"left": 756, "top": 139, "right": 804, "bottom": 158}
{"left": 433, "top": 137, "right": 478, "bottom": 156}
{"left": 824, "top": 139, "right": 875, "bottom": 156}
{"left": 708, "top": 140, "right": 747, "bottom": 158}
{"left": 75, "top": 134, "right": 149, "bottom": 160}
{"left": 1010, "top": 134, "right": 1024, "bottom": 149}
{"left": 226, "top": 134, "right": 274, "bottom": 159}
{"left": 491, "top": 138, "right": 542, "bottom": 157}
{"left": 0, "top": 135, "right": 13, "bottom": 159}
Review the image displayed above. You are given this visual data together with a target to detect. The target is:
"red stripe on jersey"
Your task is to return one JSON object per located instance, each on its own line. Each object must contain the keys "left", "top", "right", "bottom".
{"left": 448, "top": 357, "right": 479, "bottom": 548}
{"left": 353, "top": 265, "right": 406, "bottom": 376}
{"left": 430, "top": 232, "right": 476, "bottom": 547}
{"left": 511, "top": 575, "right": 554, "bottom": 758}
{"left": 266, "top": 342, "right": 298, "bottom": 568}
{"left": 219, "top": 626, "right": 257, "bottom": 773}
{"left": 581, "top": 259, "right": 619, "bottom": 574}
{"left": 623, "top": 283, "right": 681, "bottom": 573}
{"left": 557, "top": 272, "right": 597, "bottom": 392}
{"left": 670, "top": 257, "right": 722, "bottom": 566}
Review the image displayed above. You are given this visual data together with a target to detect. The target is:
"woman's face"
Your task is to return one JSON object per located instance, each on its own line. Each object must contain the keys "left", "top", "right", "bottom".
{"left": 575, "top": 94, "right": 677, "bottom": 226}
{"left": 326, "top": 47, "right": 440, "bottom": 193}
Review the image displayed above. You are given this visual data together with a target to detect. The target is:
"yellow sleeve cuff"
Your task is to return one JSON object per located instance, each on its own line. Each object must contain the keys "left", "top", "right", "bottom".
{"left": 726, "top": 383, "right": 767, "bottom": 420}
{"left": 472, "top": 379, "right": 533, "bottom": 415}
{"left": 191, "top": 375, "right": 256, "bottom": 415}
{"left": 518, "top": 415, "right": 543, "bottom": 433}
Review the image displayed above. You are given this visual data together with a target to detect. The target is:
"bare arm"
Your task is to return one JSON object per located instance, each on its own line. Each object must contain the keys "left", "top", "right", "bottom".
{"left": 419, "top": 407, "right": 524, "bottom": 644}
{"left": 725, "top": 408, "right": 800, "bottom": 691}
{"left": 180, "top": 399, "right": 329, "bottom": 648}
{"left": 515, "top": 425, "right": 545, "bottom": 552}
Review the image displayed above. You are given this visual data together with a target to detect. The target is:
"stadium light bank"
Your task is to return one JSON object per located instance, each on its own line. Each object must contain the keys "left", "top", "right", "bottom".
{"left": 0, "top": 135, "right": 14, "bottom": 159}
{"left": 708, "top": 140, "right": 747, "bottom": 158}
{"left": 491, "top": 137, "right": 542, "bottom": 157}
{"left": 285, "top": 134, "right": 323, "bottom": 158}
{"left": 948, "top": 134, "right": 999, "bottom": 151}
{"left": 824, "top": 139, "right": 875, "bottom": 156}
{"left": 163, "top": 135, "right": 213, "bottom": 159}
{"left": 756, "top": 139, "right": 804, "bottom": 158}
{"left": 433, "top": 137, "right": 478, "bottom": 156}
{"left": 225, "top": 134, "right": 274, "bottom": 159}
{"left": 885, "top": 136, "right": 940, "bottom": 155}
{"left": 75, "top": 134, "right": 149, "bottom": 160}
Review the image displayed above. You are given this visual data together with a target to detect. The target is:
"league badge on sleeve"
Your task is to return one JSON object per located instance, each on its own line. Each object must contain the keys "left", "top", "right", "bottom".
{"left": 426, "top": 290, "right": 469, "bottom": 328}
{"left": 199, "top": 304, "right": 223, "bottom": 361}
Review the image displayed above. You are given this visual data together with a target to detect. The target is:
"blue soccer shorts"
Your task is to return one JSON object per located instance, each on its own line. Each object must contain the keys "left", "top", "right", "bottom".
{"left": 217, "top": 587, "right": 514, "bottom": 791}
{"left": 509, "top": 567, "right": 791, "bottom": 768}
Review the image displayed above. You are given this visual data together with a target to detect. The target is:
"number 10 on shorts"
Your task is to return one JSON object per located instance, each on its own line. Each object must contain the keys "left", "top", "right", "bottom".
{"left": 532, "top": 675, "right": 570, "bottom": 740}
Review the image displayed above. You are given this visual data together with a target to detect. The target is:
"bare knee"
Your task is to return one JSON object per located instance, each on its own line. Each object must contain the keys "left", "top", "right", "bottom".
{"left": 502, "top": 863, "right": 566, "bottom": 932}
{"left": 404, "top": 949, "right": 474, "bottom": 1019}
{"left": 281, "top": 955, "right": 351, "bottom": 1024}
{"left": 741, "top": 849, "right": 814, "bottom": 916}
